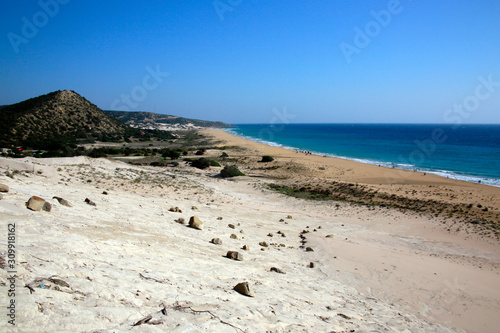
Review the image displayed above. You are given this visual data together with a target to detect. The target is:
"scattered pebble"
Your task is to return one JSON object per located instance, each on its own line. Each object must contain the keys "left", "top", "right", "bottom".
{"left": 234, "top": 282, "right": 254, "bottom": 297}
{"left": 188, "top": 216, "right": 203, "bottom": 230}
{"left": 211, "top": 238, "right": 222, "bottom": 245}
{"left": 226, "top": 251, "right": 243, "bottom": 261}
{"left": 53, "top": 196, "right": 72, "bottom": 207}
{"left": 27, "top": 196, "right": 49, "bottom": 211}
{"left": 85, "top": 198, "right": 96, "bottom": 206}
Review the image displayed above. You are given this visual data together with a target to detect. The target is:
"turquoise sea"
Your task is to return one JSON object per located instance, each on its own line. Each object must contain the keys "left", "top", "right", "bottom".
{"left": 227, "top": 124, "right": 500, "bottom": 187}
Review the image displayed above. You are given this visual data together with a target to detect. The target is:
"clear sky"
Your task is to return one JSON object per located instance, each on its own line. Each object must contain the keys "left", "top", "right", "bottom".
{"left": 1, "top": 0, "right": 499, "bottom": 124}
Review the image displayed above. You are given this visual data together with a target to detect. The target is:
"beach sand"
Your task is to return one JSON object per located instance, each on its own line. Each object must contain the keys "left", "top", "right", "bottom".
{"left": 0, "top": 130, "right": 498, "bottom": 332}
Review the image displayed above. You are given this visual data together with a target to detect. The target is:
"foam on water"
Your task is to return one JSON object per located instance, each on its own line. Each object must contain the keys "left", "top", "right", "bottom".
{"left": 225, "top": 126, "right": 500, "bottom": 187}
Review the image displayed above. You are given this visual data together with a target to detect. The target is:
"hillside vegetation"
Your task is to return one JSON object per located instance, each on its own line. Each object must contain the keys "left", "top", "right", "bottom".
{"left": 0, "top": 90, "right": 135, "bottom": 149}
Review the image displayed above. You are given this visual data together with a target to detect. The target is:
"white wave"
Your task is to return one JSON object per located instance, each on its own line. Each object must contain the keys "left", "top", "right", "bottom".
{"left": 225, "top": 129, "right": 500, "bottom": 188}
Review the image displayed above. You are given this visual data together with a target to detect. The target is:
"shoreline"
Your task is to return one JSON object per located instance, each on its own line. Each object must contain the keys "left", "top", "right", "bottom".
{"left": 202, "top": 128, "right": 500, "bottom": 239}
{"left": 223, "top": 126, "right": 500, "bottom": 188}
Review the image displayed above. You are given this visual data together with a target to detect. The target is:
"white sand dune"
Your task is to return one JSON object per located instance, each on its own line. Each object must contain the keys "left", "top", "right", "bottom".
{"left": 0, "top": 155, "right": 498, "bottom": 332}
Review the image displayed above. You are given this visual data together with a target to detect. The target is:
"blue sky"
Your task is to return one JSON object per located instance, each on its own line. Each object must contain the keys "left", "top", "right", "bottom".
{"left": 1, "top": 0, "right": 499, "bottom": 124}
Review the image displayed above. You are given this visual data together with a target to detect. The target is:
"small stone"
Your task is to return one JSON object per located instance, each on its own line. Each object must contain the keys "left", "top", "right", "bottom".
{"left": 0, "top": 184, "right": 9, "bottom": 193}
{"left": 230, "top": 234, "right": 240, "bottom": 240}
{"left": 279, "top": 219, "right": 284, "bottom": 222}
{"left": 242, "top": 245, "right": 250, "bottom": 251}
{"left": 85, "top": 198, "right": 96, "bottom": 206}
{"left": 192, "top": 206, "right": 199, "bottom": 210}
{"left": 326, "top": 234, "right": 334, "bottom": 238}
{"left": 287, "top": 215, "right": 293, "bottom": 219}
{"left": 267, "top": 233, "right": 273, "bottom": 237}
{"left": 228, "top": 224, "right": 235, "bottom": 229}
{"left": 48, "top": 278, "right": 70, "bottom": 288}
{"left": 102, "top": 191, "right": 108, "bottom": 195}
{"left": 306, "top": 247, "right": 314, "bottom": 252}
{"left": 189, "top": 216, "right": 204, "bottom": 230}
{"left": 309, "top": 262, "right": 315, "bottom": 268}
{"left": 281, "top": 233, "right": 286, "bottom": 238}
{"left": 169, "top": 207, "right": 182, "bottom": 213}
{"left": 27, "top": 196, "right": 46, "bottom": 211}
{"left": 270, "top": 267, "right": 285, "bottom": 274}
{"left": 234, "top": 282, "right": 254, "bottom": 297}
{"left": 175, "top": 218, "right": 185, "bottom": 224}
{"left": 259, "top": 241, "right": 269, "bottom": 247}
{"left": 53, "top": 196, "right": 72, "bottom": 207}
{"left": 226, "top": 251, "right": 243, "bottom": 261}
{"left": 261, "top": 248, "right": 266, "bottom": 251}
{"left": 42, "top": 201, "right": 52, "bottom": 212}
{"left": 217, "top": 217, "right": 223, "bottom": 220}
{"left": 211, "top": 238, "right": 222, "bottom": 245}
{"left": 279, "top": 244, "right": 286, "bottom": 247}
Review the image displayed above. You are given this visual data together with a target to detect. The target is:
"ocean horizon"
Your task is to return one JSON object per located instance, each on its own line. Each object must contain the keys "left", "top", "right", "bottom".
{"left": 226, "top": 123, "right": 500, "bottom": 187}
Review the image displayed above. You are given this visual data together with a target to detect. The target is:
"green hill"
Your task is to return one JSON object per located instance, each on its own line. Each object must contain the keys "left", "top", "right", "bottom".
{"left": 0, "top": 90, "right": 134, "bottom": 149}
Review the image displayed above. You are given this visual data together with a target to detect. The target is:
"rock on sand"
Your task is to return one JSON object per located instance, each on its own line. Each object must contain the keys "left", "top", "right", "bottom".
{"left": 234, "top": 282, "right": 254, "bottom": 297}
{"left": 27, "top": 196, "right": 51, "bottom": 212}
{"left": 189, "top": 216, "right": 204, "bottom": 230}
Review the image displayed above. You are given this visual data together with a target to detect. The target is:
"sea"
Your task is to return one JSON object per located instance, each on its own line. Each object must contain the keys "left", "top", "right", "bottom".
{"left": 226, "top": 124, "right": 500, "bottom": 187}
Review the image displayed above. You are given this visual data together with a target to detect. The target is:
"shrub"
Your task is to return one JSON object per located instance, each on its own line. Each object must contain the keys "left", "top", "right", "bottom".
{"left": 89, "top": 148, "right": 107, "bottom": 158}
{"left": 261, "top": 155, "right": 274, "bottom": 163}
{"left": 195, "top": 149, "right": 206, "bottom": 156}
{"left": 162, "top": 148, "right": 181, "bottom": 160}
{"left": 191, "top": 158, "right": 211, "bottom": 169}
{"left": 208, "top": 159, "right": 221, "bottom": 167}
{"left": 220, "top": 165, "right": 245, "bottom": 178}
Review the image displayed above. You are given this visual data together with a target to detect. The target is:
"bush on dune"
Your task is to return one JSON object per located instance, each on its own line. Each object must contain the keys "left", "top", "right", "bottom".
{"left": 220, "top": 165, "right": 245, "bottom": 178}
{"left": 260, "top": 155, "right": 274, "bottom": 163}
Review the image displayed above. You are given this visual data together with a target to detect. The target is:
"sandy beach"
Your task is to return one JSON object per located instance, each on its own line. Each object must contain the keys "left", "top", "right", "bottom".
{"left": 0, "top": 130, "right": 499, "bottom": 332}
